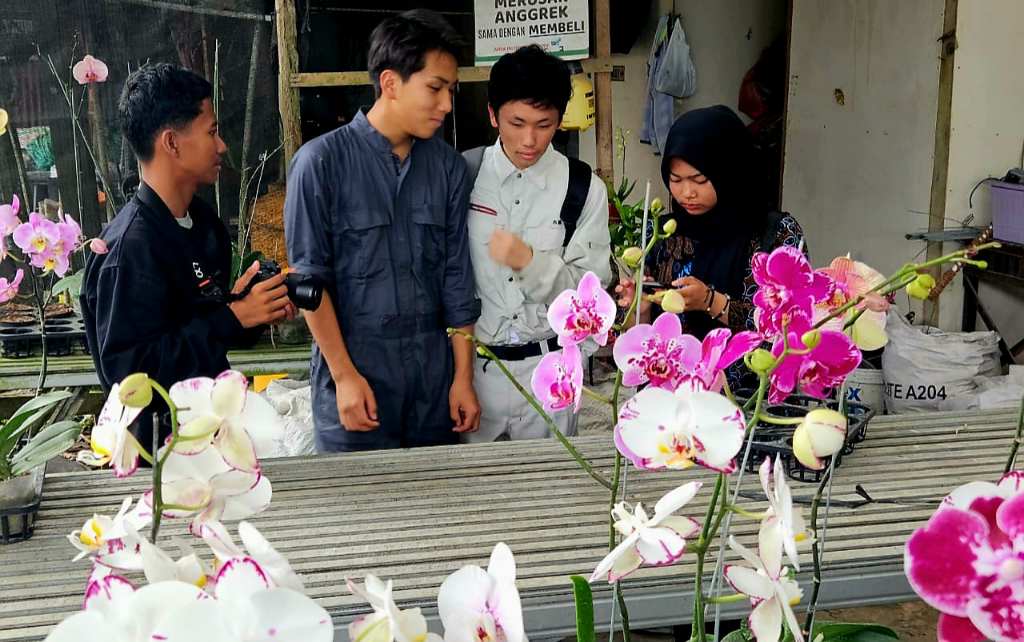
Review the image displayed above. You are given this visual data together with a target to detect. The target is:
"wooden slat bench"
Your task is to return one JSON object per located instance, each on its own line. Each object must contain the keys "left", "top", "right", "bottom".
{"left": 0, "top": 408, "right": 1016, "bottom": 640}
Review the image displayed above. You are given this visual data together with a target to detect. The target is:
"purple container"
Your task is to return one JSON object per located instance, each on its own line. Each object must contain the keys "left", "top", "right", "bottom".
{"left": 991, "top": 180, "right": 1024, "bottom": 245}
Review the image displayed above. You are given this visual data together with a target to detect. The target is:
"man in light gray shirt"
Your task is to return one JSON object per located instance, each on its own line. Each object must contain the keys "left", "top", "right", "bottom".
{"left": 463, "top": 46, "right": 611, "bottom": 442}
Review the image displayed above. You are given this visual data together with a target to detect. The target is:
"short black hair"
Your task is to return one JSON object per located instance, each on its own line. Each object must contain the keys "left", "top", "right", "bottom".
{"left": 367, "top": 9, "right": 464, "bottom": 98}
{"left": 488, "top": 45, "right": 571, "bottom": 118}
{"left": 119, "top": 63, "right": 212, "bottom": 162}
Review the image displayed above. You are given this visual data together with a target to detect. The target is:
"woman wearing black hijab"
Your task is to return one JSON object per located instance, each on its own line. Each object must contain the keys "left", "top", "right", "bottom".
{"left": 616, "top": 105, "right": 807, "bottom": 338}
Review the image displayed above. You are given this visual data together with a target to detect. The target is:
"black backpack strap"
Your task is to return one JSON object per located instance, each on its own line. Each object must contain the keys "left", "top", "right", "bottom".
{"left": 759, "top": 210, "right": 787, "bottom": 253}
{"left": 560, "top": 157, "right": 592, "bottom": 247}
{"left": 462, "top": 146, "right": 487, "bottom": 185}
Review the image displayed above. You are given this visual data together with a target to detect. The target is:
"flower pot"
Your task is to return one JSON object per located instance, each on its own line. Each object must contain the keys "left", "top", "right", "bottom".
{"left": 0, "top": 463, "right": 44, "bottom": 543}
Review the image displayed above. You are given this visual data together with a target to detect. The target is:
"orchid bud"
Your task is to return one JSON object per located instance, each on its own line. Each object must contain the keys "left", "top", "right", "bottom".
{"left": 661, "top": 218, "right": 677, "bottom": 236}
{"left": 476, "top": 345, "right": 488, "bottom": 357}
{"left": 649, "top": 197, "right": 663, "bottom": 214}
{"left": 792, "top": 408, "right": 847, "bottom": 470}
{"left": 0, "top": 108, "right": 8, "bottom": 136}
{"left": 89, "top": 238, "right": 109, "bottom": 254}
{"left": 800, "top": 329, "right": 821, "bottom": 350}
{"left": 660, "top": 289, "right": 686, "bottom": 313}
{"left": 906, "top": 273, "right": 936, "bottom": 300}
{"left": 747, "top": 348, "right": 775, "bottom": 374}
{"left": 976, "top": 260, "right": 988, "bottom": 270}
{"left": 118, "top": 373, "right": 153, "bottom": 409}
{"left": 621, "top": 246, "right": 643, "bottom": 269}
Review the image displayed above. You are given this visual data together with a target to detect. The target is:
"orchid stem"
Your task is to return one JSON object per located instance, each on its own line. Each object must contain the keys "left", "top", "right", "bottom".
{"left": 582, "top": 386, "right": 613, "bottom": 406}
{"left": 757, "top": 414, "right": 804, "bottom": 426}
{"left": 705, "top": 593, "right": 748, "bottom": 605}
{"left": 727, "top": 504, "right": 767, "bottom": 520}
{"left": 450, "top": 330, "right": 613, "bottom": 491}
{"left": 1004, "top": 393, "right": 1024, "bottom": 475}
{"left": 149, "top": 380, "right": 180, "bottom": 543}
{"left": 690, "top": 473, "right": 725, "bottom": 641}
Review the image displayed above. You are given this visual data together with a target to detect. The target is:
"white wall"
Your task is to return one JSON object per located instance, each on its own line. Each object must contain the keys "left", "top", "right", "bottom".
{"left": 782, "top": 0, "right": 945, "bottom": 295}
{"left": 579, "top": 0, "right": 786, "bottom": 206}
{"left": 938, "top": 0, "right": 1024, "bottom": 333}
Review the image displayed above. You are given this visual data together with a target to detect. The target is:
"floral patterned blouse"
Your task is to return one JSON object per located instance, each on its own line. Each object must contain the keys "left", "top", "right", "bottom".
{"left": 648, "top": 213, "right": 807, "bottom": 335}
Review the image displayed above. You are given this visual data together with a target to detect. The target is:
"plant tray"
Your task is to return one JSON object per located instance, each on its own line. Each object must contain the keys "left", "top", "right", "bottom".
{"left": 0, "top": 316, "right": 89, "bottom": 358}
{"left": 736, "top": 393, "right": 876, "bottom": 483}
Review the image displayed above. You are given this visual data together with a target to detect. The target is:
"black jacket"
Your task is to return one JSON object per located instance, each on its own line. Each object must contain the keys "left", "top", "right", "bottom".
{"left": 82, "top": 183, "right": 261, "bottom": 434}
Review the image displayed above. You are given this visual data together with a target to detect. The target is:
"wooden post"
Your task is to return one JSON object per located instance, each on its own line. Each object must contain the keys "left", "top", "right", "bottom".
{"left": 593, "top": 0, "right": 614, "bottom": 186}
{"left": 275, "top": 0, "right": 302, "bottom": 169}
{"left": 923, "top": 0, "right": 958, "bottom": 326}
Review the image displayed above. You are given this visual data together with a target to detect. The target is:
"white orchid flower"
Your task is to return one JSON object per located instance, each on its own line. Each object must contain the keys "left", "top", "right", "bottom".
{"left": 590, "top": 482, "right": 703, "bottom": 583}
{"left": 199, "top": 519, "right": 305, "bottom": 592}
{"left": 615, "top": 386, "right": 745, "bottom": 473}
{"left": 170, "top": 370, "right": 283, "bottom": 473}
{"left": 43, "top": 577, "right": 209, "bottom": 642}
{"left": 78, "top": 383, "right": 145, "bottom": 477}
{"left": 140, "top": 537, "right": 214, "bottom": 589}
{"left": 437, "top": 542, "right": 525, "bottom": 642}
{"left": 347, "top": 574, "right": 442, "bottom": 642}
{"left": 151, "top": 556, "right": 333, "bottom": 642}
{"left": 143, "top": 446, "right": 272, "bottom": 535}
{"left": 724, "top": 535, "right": 804, "bottom": 642}
{"left": 759, "top": 456, "right": 808, "bottom": 571}
{"left": 67, "top": 497, "right": 151, "bottom": 571}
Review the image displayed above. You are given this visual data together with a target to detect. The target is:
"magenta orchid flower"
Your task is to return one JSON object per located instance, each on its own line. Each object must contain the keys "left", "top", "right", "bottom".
{"left": 615, "top": 385, "right": 745, "bottom": 473}
{"left": 815, "top": 256, "right": 889, "bottom": 351}
{"left": 547, "top": 271, "right": 615, "bottom": 347}
{"left": 691, "top": 327, "right": 763, "bottom": 392}
{"left": 590, "top": 482, "right": 703, "bottom": 583}
{"left": 437, "top": 542, "right": 525, "bottom": 642}
{"left": 905, "top": 472, "right": 1024, "bottom": 642}
{"left": 13, "top": 211, "right": 60, "bottom": 257}
{"left": 752, "top": 246, "right": 834, "bottom": 339}
{"left": 768, "top": 309, "right": 860, "bottom": 404}
{"left": 530, "top": 344, "right": 583, "bottom": 413}
{"left": 613, "top": 312, "right": 701, "bottom": 390}
{"left": 66, "top": 496, "right": 151, "bottom": 571}
{"left": 0, "top": 269, "right": 22, "bottom": 304}
{"left": 72, "top": 55, "right": 109, "bottom": 84}
{"left": 0, "top": 194, "right": 20, "bottom": 236}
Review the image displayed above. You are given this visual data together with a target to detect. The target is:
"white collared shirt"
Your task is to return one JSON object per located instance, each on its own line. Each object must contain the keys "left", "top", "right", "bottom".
{"left": 468, "top": 140, "right": 612, "bottom": 346}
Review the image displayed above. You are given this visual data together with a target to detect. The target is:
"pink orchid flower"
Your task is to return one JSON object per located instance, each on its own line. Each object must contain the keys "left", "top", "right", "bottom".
{"left": 13, "top": 211, "right": 60, "bottom": 257}
{"left": 0, "top": 269, "right": 22, "bottom": 304}
{"left": 615, "top": 385, "right": 745, "bottom": 473}
{"left": 0, "top": 194, "right": 20, "bottom": 236}
{"left": 56, "top": 211, "right": 83, "bottom": 252}
{"left": 905, "top": 472, "right": 1024, "bottom": 642}
{"left": 530, "top": 344, "right": 583, "bottom": 413}
{"left": 32, "top": 247, "right": 71, "bottom": 277}
{"left": 72, "top": 55, "right": 109, "bottom": 84}
{"left": 612, "top": 312, "right": 701, "bottom": 390}
{"left": 547, "top": 271, "right": 615, "bottom": 347}
{"left": 752, "top": 246, "right": 834, "bottom": 340}
{"left": 691, "top": 327, "right": 763, "bottom": 392}
{"left": 768, "top": 309, "right": 861, "bottom": 404}
{"left": 815, "top": 256, "right": 889, "bottom": 351}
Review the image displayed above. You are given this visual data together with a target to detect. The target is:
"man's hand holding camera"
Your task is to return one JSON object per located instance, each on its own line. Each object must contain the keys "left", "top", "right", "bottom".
{"left": 229, "top": 260, "right": 297, "bottom": 328}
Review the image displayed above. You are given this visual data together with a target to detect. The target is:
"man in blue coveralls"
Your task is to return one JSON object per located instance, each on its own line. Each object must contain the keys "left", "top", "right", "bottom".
{"left": 285, "top": 9, "right": 481, "bottom": 452}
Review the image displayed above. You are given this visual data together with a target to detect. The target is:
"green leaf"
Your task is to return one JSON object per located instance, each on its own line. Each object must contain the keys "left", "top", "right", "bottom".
{"left": 812, "top": 622, "right": 900, "bottom": 641}
{"left": 721, "top": 632, "right": 752, "bottom": 642}
{"left": 569, "top": 576, "right": 595, "bottom": 642}
{"left": 50, "top": 271, "right": 84, "bottom": 298}
{"left": 0, "top": 391, "right": 74, "bottom": 457}
{"left": 10, "top": 420, "right": 82, "bottom": 476}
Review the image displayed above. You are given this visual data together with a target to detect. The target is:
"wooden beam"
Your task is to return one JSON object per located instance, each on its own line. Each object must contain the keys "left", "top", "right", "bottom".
{"left": 593, "top": 0, "right": 614, "bottom": 186}
{"left": 275, "top": 0, "right": 302, "bottom": 167}
{"left": 291, "top": 58, "right": 616, "bottom": 88}
{"left": 923, "top": 0, "right": 959, "bottom": 325}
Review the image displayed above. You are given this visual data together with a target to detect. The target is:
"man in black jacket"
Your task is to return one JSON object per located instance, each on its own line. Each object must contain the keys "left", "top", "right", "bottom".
{"left": 82, "top": 64, "right": 292, "bottom": 447}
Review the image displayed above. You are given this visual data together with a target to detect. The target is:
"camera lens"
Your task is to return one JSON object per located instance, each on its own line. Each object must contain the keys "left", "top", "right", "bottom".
{"left": 285, "top": 273, "right": 323, "bottom": 310}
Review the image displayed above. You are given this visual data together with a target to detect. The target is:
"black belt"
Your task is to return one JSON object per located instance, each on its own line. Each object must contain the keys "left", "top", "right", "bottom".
{"left": 485, "top": 336, "right": 560, "bottom": 361}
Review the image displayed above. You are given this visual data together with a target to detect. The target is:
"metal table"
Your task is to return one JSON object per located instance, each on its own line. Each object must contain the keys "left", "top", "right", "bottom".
{"left": 0, "top": 408, "right": 1016, "bottom": 640}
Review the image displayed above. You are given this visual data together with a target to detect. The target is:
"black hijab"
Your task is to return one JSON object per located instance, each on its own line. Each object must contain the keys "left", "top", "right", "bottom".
{"left": 660, "top": 105, "right": 772, "bottom": 332}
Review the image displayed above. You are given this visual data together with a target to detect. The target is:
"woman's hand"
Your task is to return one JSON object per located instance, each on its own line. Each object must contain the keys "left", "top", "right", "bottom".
{"left": 615, "top": 276, "right": 653, "bottom": 315}
{"left": 670, "top": 276, "right": 711, "bottom": 311}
